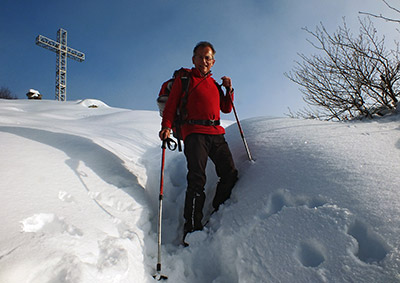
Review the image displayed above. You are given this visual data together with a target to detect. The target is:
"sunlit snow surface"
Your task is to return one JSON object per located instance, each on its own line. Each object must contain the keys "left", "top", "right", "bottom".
{"left": 0, "top": 99, "right": 399, "bottom": 282}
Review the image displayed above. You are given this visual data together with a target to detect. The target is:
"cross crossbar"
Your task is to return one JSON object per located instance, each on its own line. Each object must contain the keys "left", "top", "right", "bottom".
{"left": 36, "top": 35, "right": 85, "bottom": 62}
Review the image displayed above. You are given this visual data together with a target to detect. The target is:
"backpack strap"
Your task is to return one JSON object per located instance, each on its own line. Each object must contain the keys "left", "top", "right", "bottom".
{"left": 173, "top": 71, "right": 191, "bottom": 152}
{"left": 179, "top": 75, "right": 191, "bottom": 119}
{"left": 178, "top": 76, "right": 221, "bottom": 124}
{"left": 214, "top": 81, "right": 225, "bottom": 99}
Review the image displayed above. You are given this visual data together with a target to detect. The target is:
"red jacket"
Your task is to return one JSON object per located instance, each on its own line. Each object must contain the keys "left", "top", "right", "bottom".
{"left": 162, "top": 68, "right": 234, "bottom": 140}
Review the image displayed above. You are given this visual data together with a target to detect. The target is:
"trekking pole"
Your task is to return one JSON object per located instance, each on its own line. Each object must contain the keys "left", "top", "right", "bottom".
{"left": 153, "top": 138, "right": 176, "bottom": 281}
{"left": 228, "top": 91, "right": 254, "bottom": 161}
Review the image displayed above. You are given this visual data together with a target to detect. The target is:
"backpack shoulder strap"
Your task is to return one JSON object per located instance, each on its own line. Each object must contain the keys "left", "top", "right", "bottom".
{"left": 172, "top": 67, "right": 191, "bottom": 95}
{"left": 214, "top": 80, "right": 224, "bottom": 98}
{"left": 181, "top": 75, "right": 190, "bottom": 94}
{"left": 173, "top": 69, "right": 191, "bottom": 152}
{"left": 177, "top": 70, "right": 192, "bottom": 118}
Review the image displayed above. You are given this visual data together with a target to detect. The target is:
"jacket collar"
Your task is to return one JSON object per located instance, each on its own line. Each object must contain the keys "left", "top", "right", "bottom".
{"left": 191, "top": 67, "right": 212, "bottom": 78}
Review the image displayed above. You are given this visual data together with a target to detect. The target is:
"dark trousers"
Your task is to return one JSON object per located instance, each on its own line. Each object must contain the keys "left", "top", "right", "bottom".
{"left": 183, "top": 133, "right": 238, "bottom": 234}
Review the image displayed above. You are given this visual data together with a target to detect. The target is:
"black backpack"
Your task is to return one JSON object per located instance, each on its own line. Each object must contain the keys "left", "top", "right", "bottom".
{"left": 157, "top": 68, "right": 191, "bottom": 151}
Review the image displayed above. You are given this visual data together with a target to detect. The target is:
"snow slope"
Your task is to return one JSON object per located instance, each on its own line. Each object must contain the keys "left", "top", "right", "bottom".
{"left": 0, "top": 99, "right": 399, "bottom": 283}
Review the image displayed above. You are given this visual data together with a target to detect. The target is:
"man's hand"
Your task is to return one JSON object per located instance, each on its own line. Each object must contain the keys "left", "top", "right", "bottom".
{"left": 159, "top": 128, "right": 171, "bottom": 140}
{"left": 221, "top": 76, "right": 233, "bottom": 93}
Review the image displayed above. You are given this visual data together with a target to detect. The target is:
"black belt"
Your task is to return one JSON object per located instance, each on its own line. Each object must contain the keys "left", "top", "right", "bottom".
{"left": 186, "top": 119, "right": 220, "bottom": 126}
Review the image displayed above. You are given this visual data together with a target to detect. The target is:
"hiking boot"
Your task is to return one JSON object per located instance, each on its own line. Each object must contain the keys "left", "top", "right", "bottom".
{"left": 183, "top": 221, "right": 203, "bottom": 247}
{"left": 183, "top": 221, "right": 203, "bottom": 236}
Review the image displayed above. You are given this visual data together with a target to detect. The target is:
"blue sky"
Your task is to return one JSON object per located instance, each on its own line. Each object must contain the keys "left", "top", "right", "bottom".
{"left": 1, "top": 0, "right": 398, "bottom": 119}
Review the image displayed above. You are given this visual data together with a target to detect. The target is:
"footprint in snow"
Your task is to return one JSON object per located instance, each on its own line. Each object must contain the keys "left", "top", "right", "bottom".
{"left": 97, "top": 236, "right": 128, "bottom": 271}
{"left": 58, "top": 191, "right": 75, "bottom": 203}
{"left": 20, "top": 213, "right": 83, "bottom": 237}
{"left": 347, "top": 219, "right": 389, "bottom": 264}
{"left": 295, "top": 240, "right": 326, "bottom": 268}
{"left": 264, "top": 189, "right": 328, "bottom": 217}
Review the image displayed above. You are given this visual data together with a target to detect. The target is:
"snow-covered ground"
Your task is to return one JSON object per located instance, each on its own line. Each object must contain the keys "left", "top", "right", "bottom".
{"left": 0, "top": 99, "right": 399, "bottom": 283}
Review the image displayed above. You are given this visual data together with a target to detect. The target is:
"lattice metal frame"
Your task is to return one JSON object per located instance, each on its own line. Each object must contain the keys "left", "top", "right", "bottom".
{"left": 36, "top": 28, "right": 85, "bottom": 101}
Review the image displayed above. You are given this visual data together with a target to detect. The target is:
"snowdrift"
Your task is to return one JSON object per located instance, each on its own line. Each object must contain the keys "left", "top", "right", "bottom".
{"left": 0, "top": 99, "right": 399, "bottom": 283}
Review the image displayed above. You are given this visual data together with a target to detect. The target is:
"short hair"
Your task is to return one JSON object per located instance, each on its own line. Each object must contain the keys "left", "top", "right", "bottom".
{"left": 193, "top": 41, "right": 216, "bottom": 56}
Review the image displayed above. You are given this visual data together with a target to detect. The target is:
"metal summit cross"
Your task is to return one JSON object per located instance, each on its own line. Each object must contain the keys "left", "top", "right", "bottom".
{"left": 36, "top": 28, "right": 85, "bottom": 101}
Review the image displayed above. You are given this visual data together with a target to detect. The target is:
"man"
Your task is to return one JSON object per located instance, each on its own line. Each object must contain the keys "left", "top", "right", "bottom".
{"left": 159, "top": 41, "right": 238, "bottom": 243}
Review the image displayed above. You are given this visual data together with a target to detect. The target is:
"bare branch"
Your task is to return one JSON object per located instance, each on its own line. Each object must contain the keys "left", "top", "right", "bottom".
{"left": 286, "top": 18, "right": 400, "bottom": 121}
{"left": 382, "top": 0, "right": 400, "bottom": 14}
{"left": 359, "top": 11, "right": 400, "bottom": 23}
{"left": 359, "top": 0, "right": 400, "bottom": 23}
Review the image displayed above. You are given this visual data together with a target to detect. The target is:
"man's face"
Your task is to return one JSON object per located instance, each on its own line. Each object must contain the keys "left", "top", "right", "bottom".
{"left": 192, "top": 46, "right": 215, "bottom": 76}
